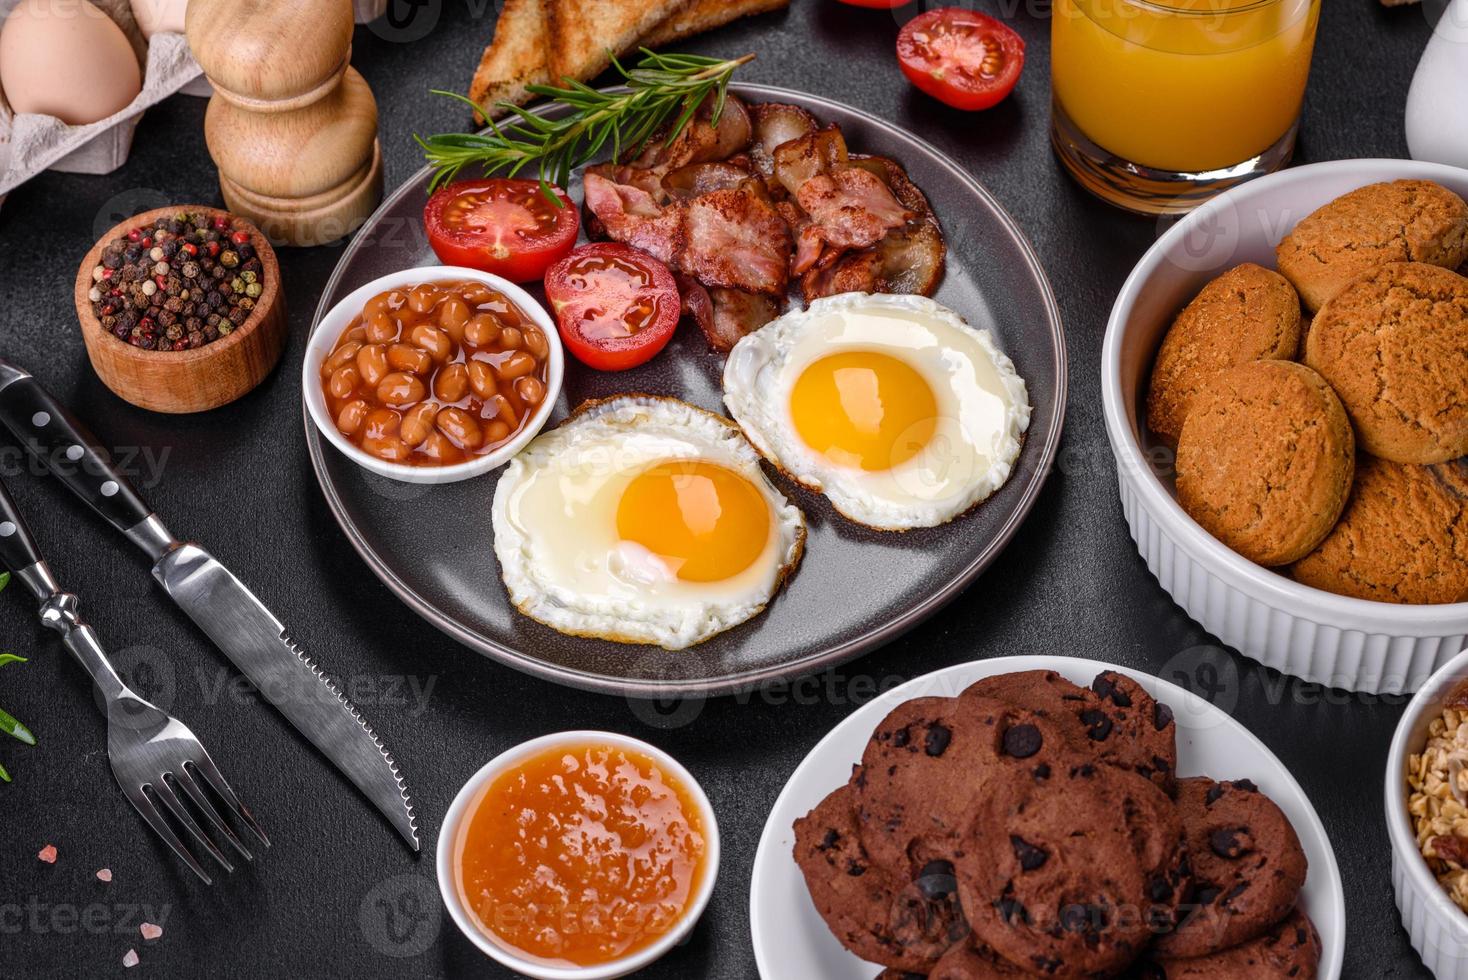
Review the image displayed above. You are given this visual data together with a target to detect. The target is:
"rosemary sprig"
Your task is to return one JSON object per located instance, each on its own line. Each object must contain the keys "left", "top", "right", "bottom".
{"left": 415, "top": 49, "right": 754, "bottom": 202}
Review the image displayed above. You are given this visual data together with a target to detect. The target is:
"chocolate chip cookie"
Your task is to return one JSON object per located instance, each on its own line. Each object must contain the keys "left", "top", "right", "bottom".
{"left": 853, "top": 695, "right": 1070, "bottom": 874}
{"left": 962, "top": 669, "right": 1178, "bottom": 796}
{"left": 928, "top": 940, "right": 1028, "bottom": 978}
{"left": 1303, "top": 261, "right": 1468, "bottom": 464}
{"left": 1292, "top": 453, "right": 1468, "bottom": 604}
{"left": 1153, "top": 778, "right": 1308, "bottom": 959}
{"left": 1275, "top": 178, "right": 1468, "bottom": 311}
{"left": 1175, "top": 359, "right": 1355, "bottom": 567}
{"left": 955, "top": 760, "right": 1187, "bottom": 977}
{"left": 1147, "top": 263, "right": 1303, "bottom": 445}
{"left": 794, "top": 782, "right": 969, "bottom": 971}
{"left": 1142, "top": 907, "right": 1321, "bottom": 979}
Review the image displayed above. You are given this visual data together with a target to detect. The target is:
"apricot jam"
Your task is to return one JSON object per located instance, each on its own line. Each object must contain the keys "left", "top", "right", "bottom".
{"left": 455, "top": 742, "right": 708, "bottom": 966}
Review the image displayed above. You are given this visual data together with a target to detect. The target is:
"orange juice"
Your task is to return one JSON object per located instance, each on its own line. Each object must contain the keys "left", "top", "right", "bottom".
{"left": 1052, "top": 0, "right": 1320, "bottom": 173}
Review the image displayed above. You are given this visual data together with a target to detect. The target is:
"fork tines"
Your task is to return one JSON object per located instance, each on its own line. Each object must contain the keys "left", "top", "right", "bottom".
{"left": 122, "top": 752, "right": 268, "bottom": 885}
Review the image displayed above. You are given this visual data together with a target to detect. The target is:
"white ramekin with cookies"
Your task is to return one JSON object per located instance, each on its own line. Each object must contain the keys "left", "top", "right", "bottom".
{"left": 1103, "top": 159, "right": 1468, "bottom": 695}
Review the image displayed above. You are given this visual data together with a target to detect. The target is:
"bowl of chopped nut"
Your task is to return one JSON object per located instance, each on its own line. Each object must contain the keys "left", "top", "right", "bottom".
{"left": 1389, "top": 646, "right": 1468, "bottom": 977}
{"left": 74, "top": 206, "right": 285, "bottom": 413}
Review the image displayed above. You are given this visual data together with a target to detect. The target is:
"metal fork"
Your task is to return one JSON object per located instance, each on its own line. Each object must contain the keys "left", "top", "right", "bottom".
{"left": 0, "top": 474, "right": 266, "bottom": 883}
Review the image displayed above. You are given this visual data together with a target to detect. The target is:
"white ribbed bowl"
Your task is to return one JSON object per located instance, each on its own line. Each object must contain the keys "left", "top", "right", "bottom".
{"left": 1387, "top": 647, "right": 1468, "bottom": 976}
{"left": 1102, "top": 159, "right": 1468, "bottom": 695}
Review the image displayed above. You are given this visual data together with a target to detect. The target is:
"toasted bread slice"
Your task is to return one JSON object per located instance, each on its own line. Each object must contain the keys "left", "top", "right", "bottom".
{"left": 545, "top": 0, "right": 691, "bottom": 84}
{"left": 642, "top": 0, "right": 789, "bottom": 48}
{"left": 468, "top": 0, "right": 550, "bottom": 116}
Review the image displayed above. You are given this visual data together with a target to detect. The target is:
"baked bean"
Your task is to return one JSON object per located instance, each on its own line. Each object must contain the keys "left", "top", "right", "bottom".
{"left": 484, "top": 419, "right": 511, "bottom": 445}
{"left": 467, "top": 360, "right": 498, "bottom": 400}
{"left": 366, "top": 311, "right": 397, "bottom": 344}
{"left": 459, "top": 283, "right": 493, "bottom": 305}
{"left": 487, "top": 394, "right": 519, "bottom": 430}
{"left": 436, "top": 407, "right": 483, "bottom": 449}
{"left": 464, "top": 314, "right": 501, "bottom": 348}
{"left": 377, "top": 372, "right": 426, "bottom": 408}
{"left": 522, "top": 324, "right": 549, "bottom": 360}
{"left": 515, "top": 375, "right": 545, "bottom": 406}
{"left": 328, "top": 364, "right": 360, "bottom": 400}
{"left": 324, "top": 341, "right": 362, "bottom": 374}
{"left": 499, "top": 326, "right": 523, "bottom": 350}
{"left": 420, "top": 431, "right": 458, "bottom": 461}
{"left": 362, "top": 409, "right": 409, "bottom": 459}
{"left": 410, "top": 324, "right": 452, "bottom": 362}
{"left": 344, "top": 325, "right": 368, "bottom": 344}
{"left": 496, "top": 350, "right": 538, "bottom": 380}
{"left": 362, "top": 290, "right": 400, "bottom": 320}
{"left": 387, "top": 343, "right": 433, "bottom": 375}
{"left": 438, "top": 297, "right": 470, "bottom": 333}
{"left": 434, "top": 362, "right": 470, "bottom": 402}
{"left": 400, "top": 402, "right": 440, "bottom": 446}
{"left": 336, "top": 399, "right": 369, "bottom": 436}
{"left": 356, "top": 344, "right": 389, "bottom": 387}
{"left": 408, "top": 284, "right": 440, "bottom": 314}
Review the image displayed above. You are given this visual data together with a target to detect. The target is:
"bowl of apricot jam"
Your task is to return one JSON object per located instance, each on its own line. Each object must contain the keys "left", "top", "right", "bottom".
{"left": 304, "top": 267, "right": 563, "bottom": 484}
{"left": 437, "top": 731, "right": 719, "bottom": 979}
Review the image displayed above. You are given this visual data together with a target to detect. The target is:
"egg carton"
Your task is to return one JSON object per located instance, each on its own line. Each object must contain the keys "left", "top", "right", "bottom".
{"left": 0, "top": 0, "right": 203, "bottom": 212}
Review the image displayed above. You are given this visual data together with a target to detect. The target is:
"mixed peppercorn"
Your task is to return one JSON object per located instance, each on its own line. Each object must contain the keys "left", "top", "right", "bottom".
{"left": 89, "top": 211, "right": 266, "bottom": 351}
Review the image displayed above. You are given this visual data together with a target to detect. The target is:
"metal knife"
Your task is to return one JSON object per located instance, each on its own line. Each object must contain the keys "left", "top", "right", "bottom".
{"left": 0, "top": 359, "right": 418, "bottom": 852}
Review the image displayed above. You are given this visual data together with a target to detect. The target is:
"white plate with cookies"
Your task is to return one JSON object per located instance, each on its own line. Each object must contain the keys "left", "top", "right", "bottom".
{"left": 1102, "top": 159, "right": 1468, "bottom": 695}
{"left": 748, "top": 655, "right": 1345, "bottom": 979}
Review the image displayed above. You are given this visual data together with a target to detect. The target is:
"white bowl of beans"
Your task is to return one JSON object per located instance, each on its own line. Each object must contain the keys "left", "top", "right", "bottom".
{"left": 304, "top": 266, "right": 563, "bottom": 484}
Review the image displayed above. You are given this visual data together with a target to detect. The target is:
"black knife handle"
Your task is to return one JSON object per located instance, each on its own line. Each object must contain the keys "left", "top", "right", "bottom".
{"left": 0, "top": 472, "right": 46, "bottom": 578}
{"left": 0, "top": 362, "right": 153, "bottom": 535}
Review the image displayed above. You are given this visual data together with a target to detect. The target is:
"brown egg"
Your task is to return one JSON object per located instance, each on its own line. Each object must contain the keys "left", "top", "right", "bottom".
{"left": 0, "top": 0, "right": 143, "bottom": 125}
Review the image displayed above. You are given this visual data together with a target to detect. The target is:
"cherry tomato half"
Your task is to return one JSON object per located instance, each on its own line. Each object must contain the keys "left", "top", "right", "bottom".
{"left": 543, "top": 243, "right": 680, "bottom": 372}
{"left": 423, "top": 178, "right": 579, "bottom": 283}
{"left": 897, "top": 8, "right": 1025, "bottom": 111}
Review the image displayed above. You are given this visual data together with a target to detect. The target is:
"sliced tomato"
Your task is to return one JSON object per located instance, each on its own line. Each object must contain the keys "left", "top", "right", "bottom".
{"left": 543, "top": 243, "right": 680, "bottom": 371}
{"left": 897, "top": 9, "right": 1025, "bottom": 111}
{"left": 423, "top": 178, "right": 579, "bottom": 283}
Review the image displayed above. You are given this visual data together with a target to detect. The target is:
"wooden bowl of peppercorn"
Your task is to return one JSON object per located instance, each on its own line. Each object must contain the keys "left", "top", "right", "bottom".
{"left": 74, "top": 205, "right": 285, "bottom": 414}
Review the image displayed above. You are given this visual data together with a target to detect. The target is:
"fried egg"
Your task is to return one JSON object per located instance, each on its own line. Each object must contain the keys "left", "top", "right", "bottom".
{"left": 722, "top": 292, "right": 1030, "bottom": 530}
{"left": 491, "top": 395, "right": 806, "bottom": 649}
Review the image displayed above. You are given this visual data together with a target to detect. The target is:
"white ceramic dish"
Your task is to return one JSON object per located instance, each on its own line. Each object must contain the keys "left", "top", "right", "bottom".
{"left": 303, "top": 265, "right": 564, "bottom": 485}
{"left": 1387, "top": 646, "right": 1468, "bottom": 977}
{"left": 437, "top": 730, "right": 720, "bottom": 980}
{"left": 1102, "top": 159, "right": 1468, "bottom": 695}
{"left": 749, "top": 655, "right": 1345, "bottom": 979}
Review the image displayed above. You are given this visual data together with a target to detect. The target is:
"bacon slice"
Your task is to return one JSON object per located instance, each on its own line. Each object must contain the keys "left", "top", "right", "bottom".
{"left": 677, "top": 274, "right": 779, "bottom": 352}
{"left": 679, "top": 183, "right": 793, "bottom": 295}
{"left": 792, "top": 168, "right": 913, "bottom": 274}
{"left": 581, "top": 172, "right": 682, "bottom": 265}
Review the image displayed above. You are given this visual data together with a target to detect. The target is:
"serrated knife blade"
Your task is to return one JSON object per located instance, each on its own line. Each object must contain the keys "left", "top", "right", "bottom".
{"left": 153, "top": 543, "right": 419, "bottom": 851}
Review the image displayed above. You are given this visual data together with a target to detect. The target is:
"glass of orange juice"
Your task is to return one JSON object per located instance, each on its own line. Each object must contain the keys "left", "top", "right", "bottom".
{"left": 1051, "top": 0, "right": 1321, "bottom": 214}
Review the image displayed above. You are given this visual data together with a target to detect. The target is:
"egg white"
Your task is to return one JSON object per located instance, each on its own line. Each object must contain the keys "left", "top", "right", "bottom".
{"left": 492, "top": 395, "right": 806, "bottom": 650}
{"left": 722, "top": 292, "right": 1031, "bottom": 530}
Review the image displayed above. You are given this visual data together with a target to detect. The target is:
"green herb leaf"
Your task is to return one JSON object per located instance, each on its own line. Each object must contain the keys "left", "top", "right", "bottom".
{"left": 0, "top": 654, "right": 27, "bottom": 668}
{"left": 0, "top": 761, "right": 9, "bottom": 783}
{"left": 416, "top": 49, "right": 754, "bottom": 204}
{"left": 0, "top": 571, "right": 9, "bottom": 592}
{"left": 0, "top": 706, "right": 34, "bottom": 746}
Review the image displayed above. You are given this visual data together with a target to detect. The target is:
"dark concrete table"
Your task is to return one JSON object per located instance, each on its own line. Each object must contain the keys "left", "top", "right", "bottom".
{"left": 0, "top": 1, "right": 1438, "bottom": 976}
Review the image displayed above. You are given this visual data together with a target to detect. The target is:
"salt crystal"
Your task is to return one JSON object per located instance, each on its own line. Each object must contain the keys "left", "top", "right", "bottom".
{"left": 140, "top": 922, "right": 162, "bottom": 941}
{"left": 97, "top": 868, "right": 113, "bottom": 882}
{"left": 122, "top": 950, "right": 139, "bottom": 968}
{"left": 37, "top": 844, "right": 56, "bottom": 864}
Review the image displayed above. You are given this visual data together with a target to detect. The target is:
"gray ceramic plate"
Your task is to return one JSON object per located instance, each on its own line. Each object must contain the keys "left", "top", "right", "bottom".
{"left": 304, "top": 84, "right": 1066, "bottom": 697}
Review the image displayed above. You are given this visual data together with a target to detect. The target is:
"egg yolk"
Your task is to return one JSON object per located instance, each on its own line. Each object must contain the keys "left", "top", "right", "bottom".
{"left": 789, "top": 351, "right": 938, "bottom": 470}
{"left": 616, "top": 461, "right": 771, "bottom": 582}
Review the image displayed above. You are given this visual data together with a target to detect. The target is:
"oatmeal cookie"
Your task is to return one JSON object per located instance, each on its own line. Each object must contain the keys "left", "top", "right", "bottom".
{"left": 1275, "top": 178, "right": 1468, "bottom": 311}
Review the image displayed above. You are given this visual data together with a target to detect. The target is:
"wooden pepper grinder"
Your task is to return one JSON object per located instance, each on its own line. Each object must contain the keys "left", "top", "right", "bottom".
{"left": 186, "top": 0, "right": 383, "bottom": 246}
